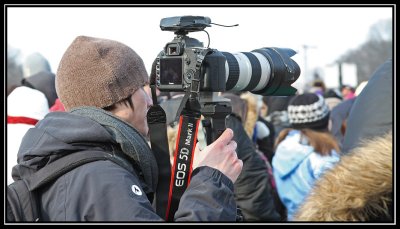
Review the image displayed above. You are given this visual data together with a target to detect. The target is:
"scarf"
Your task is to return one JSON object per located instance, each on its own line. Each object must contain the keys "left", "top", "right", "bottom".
{"left": 71, "top": 106, "right": 158, "bottom": 192}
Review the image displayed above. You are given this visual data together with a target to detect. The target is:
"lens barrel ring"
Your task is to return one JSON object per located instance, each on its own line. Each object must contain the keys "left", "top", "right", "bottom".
{"left": 241, "top": 52, "right": 262, "bottom": 91}
{"left": 252, "top": 48, "right": 286, "bottom": 96}
{"left": 222, "top": 52, "right": 240, "bottom": 91}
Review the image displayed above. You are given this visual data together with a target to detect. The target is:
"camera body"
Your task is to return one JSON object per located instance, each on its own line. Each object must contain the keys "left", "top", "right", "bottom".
{"left": 155, "top": 16, "right": 300, "bottom": 96}
{"left": 156, "top": 36, "right": 226, "bottom": 92}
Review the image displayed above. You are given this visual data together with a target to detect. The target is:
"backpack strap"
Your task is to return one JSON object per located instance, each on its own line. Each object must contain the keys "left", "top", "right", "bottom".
{"left": 25, "top": 150, "right": 133, "bottom": 191}
{"left": 7, "top": 179, "right": 39, "bottom": 221}
{"left": 7, "top": 150, "right": 134, "bottom": 222}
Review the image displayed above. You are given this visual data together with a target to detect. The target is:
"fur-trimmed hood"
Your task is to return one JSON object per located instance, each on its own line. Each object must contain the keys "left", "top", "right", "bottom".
{"left": 294, "top": 132, "right": 393, "bottom": 221}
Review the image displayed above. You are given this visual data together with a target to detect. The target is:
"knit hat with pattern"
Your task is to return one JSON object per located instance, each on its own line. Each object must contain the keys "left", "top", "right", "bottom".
{"left": 288, "top": 93, "right": 330, "bottom": 130}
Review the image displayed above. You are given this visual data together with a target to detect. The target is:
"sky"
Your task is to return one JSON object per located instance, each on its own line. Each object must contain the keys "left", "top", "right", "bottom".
{"left": 6, "top": 6, "right": 393, "bottom": 89}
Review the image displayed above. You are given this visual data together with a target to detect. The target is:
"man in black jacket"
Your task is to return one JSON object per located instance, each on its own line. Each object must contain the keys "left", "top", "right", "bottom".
{"left": 12, "top": 36, "right": 242, "bottom": 221}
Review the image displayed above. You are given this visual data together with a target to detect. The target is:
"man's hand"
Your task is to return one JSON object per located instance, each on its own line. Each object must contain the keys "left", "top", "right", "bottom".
{"left": 193, "top": 128, "right": 243, "bottom": 183}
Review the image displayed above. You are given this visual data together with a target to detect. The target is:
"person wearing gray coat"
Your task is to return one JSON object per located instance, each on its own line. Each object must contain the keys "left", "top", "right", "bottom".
{"left": 342, "top": 58, "right": 393, "bottom": 154}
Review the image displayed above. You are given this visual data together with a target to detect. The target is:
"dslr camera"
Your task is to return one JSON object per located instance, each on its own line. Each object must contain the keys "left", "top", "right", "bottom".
{"left": 155, "top": 15, "right": 300, "bottom": 96}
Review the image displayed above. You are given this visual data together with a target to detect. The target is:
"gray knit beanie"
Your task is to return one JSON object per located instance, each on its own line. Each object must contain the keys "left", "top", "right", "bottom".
{"left": 56, "top": 36, "right": 148, "bottom": 111}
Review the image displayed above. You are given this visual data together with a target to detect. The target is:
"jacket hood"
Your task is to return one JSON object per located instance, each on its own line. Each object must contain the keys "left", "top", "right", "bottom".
{"left": 342, "top": 58, "right": 392, "bottom": 154}
{"left": 12, "top": 111, "right": 115, "bottom": 180}
{"left": 294, "top": 132, "right": 393, "bottom": 221}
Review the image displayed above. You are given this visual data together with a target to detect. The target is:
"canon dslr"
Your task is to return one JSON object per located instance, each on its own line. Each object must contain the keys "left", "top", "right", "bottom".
{"left": 156, "top": 16, "right": 300, "bottom": 96}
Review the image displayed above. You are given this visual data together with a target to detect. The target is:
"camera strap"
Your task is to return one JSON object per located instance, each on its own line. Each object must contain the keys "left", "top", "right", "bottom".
{"left": 147, "top": 84, "right": 172, "bottom": 220}
{"left": 165, "top": 49, "right": 210, "bottom": 221}
{"left": 166, "top": 107, "right": 201, "bottom": 221}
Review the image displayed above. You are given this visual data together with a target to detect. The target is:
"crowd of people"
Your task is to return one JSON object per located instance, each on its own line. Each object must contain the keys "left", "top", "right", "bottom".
{"left": 6, "top": 35, "right": 393, "bottom": 222}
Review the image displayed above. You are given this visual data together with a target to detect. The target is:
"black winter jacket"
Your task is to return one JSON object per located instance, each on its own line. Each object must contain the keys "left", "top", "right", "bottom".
{"left": 227, "top": 116, "right": 281, "bottom": 221}
{"left": 12, "top": 112, "right": 237, "bottom": 221}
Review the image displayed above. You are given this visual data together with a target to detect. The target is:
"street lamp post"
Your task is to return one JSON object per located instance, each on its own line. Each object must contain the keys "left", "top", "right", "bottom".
{"left": 302, "top": 44, "right": 317, "bottom": 85}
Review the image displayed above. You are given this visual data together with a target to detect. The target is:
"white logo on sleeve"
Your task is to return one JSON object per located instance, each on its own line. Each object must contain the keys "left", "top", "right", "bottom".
{"left": 131, "top": 185, "right": 142, "bottom": 196}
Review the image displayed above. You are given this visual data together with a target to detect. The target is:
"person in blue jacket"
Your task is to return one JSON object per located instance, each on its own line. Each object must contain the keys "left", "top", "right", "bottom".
{"left": 294, "top": 59, "right": 393, "bottom": 221}
{"left": 12, "top": 36, "right": 242, "bottom": 221}
{"left": 272, "top": 93, "right": 340, "bottom": 220}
